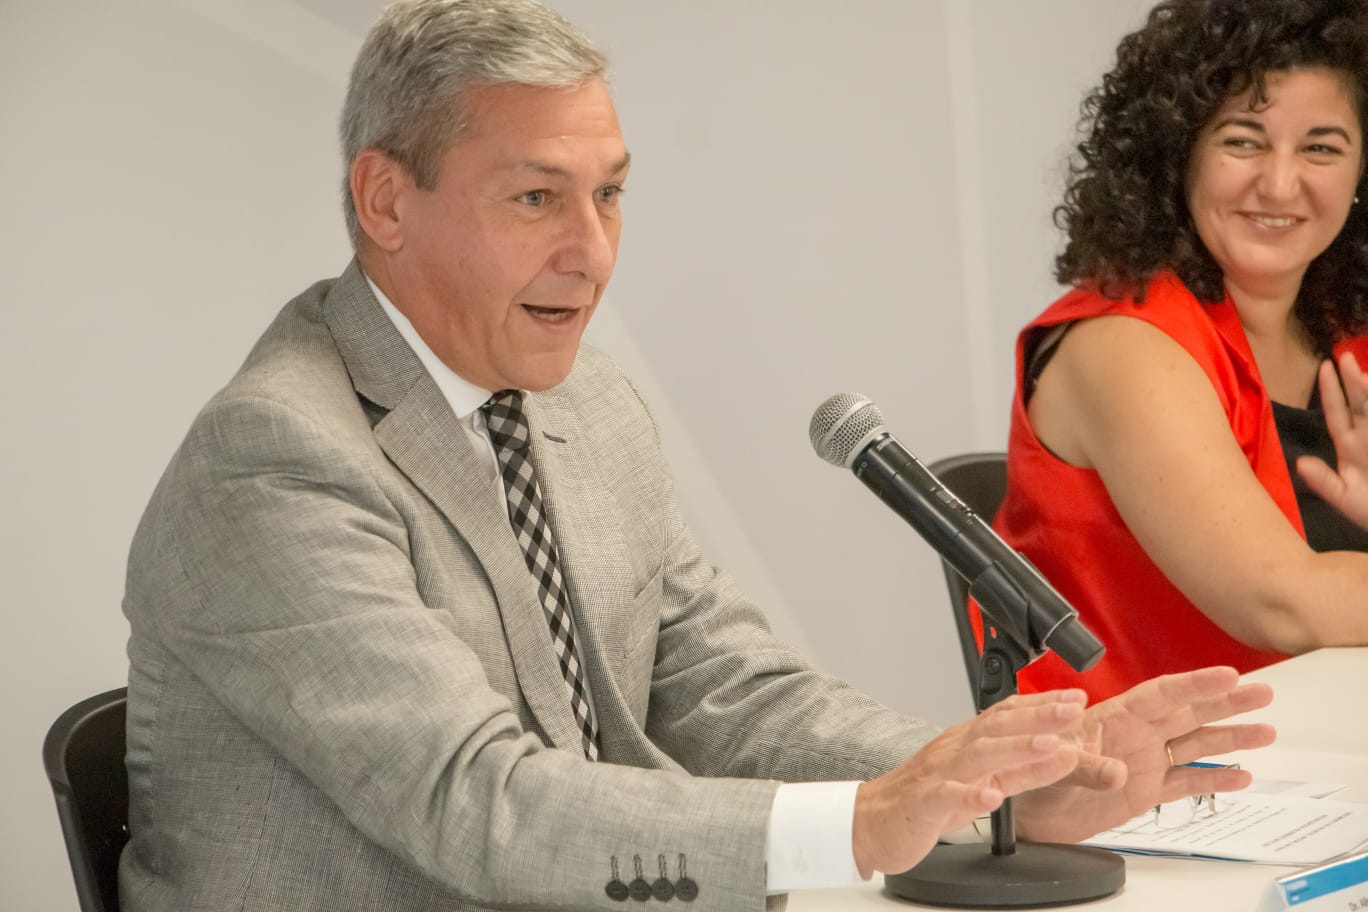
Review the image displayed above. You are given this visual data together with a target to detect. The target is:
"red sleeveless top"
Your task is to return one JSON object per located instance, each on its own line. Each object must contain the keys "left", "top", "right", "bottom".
{"left": 987, "top": 271, "right": 1368, "bottom": 703}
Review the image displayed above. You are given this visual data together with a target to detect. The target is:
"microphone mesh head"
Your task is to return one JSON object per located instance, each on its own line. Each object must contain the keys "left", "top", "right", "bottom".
{"left": 809, "top": 393, "right": 886, "bottom": 467}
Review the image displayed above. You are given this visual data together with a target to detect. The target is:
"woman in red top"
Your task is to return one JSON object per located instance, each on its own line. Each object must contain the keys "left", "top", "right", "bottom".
{"left": 997, "top": 0, "right": 1368, "bottom": 703}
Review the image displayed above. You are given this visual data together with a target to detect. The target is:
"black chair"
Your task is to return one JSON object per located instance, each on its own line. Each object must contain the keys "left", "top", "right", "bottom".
{"left": 43, "top": 687, "right": 129, "bottom": 912}
{"left": 926, "top": 452, "right": 1008, "bottom": 697}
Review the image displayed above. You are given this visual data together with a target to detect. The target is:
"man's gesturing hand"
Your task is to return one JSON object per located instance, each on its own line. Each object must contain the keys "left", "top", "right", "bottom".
{"left": 1015, "top": 666, "right": 1275, "bottom": 844}
{"left": 851, "top": 689, "right": 1089, "bottom": 879}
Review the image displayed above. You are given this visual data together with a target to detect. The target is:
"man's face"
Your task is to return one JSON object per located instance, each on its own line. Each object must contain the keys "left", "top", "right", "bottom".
{"left": 387, "top": 79, "right": 628, "bottom": 392}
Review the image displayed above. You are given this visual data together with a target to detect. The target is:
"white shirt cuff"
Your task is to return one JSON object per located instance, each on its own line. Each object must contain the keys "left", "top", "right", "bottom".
{"left": 939, "top": 816, "right": 993, "bottom": 845}
{"left": 764, "top": 781, "right": 864, "bottom": 893}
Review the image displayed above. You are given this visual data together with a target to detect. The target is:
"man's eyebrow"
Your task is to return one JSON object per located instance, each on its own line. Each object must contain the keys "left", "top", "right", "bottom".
{"left": 518, "top": 152, "right": 632, "bottom": 179}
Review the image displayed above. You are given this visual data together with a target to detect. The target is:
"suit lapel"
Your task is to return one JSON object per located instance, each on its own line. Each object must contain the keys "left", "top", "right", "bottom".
{"left": 522, "top": 392, "right": 642, "bottom": 750}
{"left": 322, "top": 262, "right": 584, "bottom": 753}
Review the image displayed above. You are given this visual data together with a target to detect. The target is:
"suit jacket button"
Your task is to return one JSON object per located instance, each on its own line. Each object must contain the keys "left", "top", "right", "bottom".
{"left": 629, "top": 854, "right": 653, "bottom": 901}
{"left": 652, "top": 877, "right": 674, "bottom": 901}
{"left": 606, "top": 856, "right": 630, "bottom": 901}
{"left": 675, "top": 878, "right": 698, "bottom": 902}
{"left": 629, "top": 878, "right": 652, "bottom": 901}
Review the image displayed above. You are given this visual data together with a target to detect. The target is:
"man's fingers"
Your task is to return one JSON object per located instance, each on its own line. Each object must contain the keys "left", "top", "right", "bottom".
{"left": 1102, "top": 668, "right": 1272, "bottom": 741}
{"left": 1186, "top": 682, "right": 1274, "bottom": 727}
{"left": 929, "top": 778, "right": 1005, "bottom": 824}
{"left": 1142, "top": 680, "right": 1274, "bottom": 751}
{"left": 979, "top": 689, "right": 1088, "bottom": 718}
{"left": 945, "top": 733, "right": 1084, "bottom": 793}
{"left": 1101, "top": 666, "right": 1242, "bottom": 724}
{"left": 946, "top": 731, "right": 1060, "bottom": 779}
{"left": 989, "top": 747, "right": 1087, "bottom": 797}
{"left": 1158, "top": 765, "right": 1255, "bottom": 805}
{"left": 866, "top": 773, "right": 1001, "bottom": 823}
{"left": 1164, "top": 722, "right": 1277, "bottom": 767}
{"left": 1058, "top": 750, "right": 1128, "bottom": 792}
{"left": 975, "top": 696, "right": 1086, "bottom": 738}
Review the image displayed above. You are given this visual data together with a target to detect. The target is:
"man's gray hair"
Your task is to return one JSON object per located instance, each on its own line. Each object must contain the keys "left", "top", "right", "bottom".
{"left": 340, "top": 0, "right": 609, "bottom": 246}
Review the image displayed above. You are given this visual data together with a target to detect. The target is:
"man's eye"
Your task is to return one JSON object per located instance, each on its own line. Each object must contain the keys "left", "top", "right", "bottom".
{"left": 596, "top": 184, "right": 624, "bottom": 204}
{"left": 518, "top": 190, "right": 547, "bottom": 206}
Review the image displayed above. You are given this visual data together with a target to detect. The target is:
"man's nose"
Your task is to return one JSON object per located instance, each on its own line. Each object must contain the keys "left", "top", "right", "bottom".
{"left": 557, "top": 201, "right": 618, "bottom": 283}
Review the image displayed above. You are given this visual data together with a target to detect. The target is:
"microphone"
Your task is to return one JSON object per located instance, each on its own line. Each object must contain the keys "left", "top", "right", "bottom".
{"left": 809, "top": 392, "right": 1103, "bottom": 673}
{"left": 812, "top": 394, "right": 1124, "bottom": 909}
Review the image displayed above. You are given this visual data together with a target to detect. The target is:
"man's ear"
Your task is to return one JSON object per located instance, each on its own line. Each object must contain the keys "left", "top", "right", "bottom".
{"left": 350, "top": 149, "right": 409, "bottom": 252}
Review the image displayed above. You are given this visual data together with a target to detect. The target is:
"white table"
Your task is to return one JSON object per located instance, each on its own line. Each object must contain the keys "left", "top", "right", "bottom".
{"left": 789, "top": 648, "right": 1368, "bottom": 911}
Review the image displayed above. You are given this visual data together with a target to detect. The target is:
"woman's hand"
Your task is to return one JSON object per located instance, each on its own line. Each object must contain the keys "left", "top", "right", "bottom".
{"left": 1297, "top": 352, "right": 1368, "bottom": 529}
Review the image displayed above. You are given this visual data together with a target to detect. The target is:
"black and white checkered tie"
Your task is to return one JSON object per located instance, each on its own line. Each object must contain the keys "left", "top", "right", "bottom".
{"left": 482, "top": 390, "right": 599, "bottom": 759}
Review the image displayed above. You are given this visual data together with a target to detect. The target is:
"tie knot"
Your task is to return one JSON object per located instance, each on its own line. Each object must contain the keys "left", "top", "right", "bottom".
{"left": 482, "top": 389, "right": 530, "bottom": 450}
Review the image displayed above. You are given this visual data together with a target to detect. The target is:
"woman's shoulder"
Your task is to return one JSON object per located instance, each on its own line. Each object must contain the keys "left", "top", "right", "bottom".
{"left": 1030, "top": 271, "right": 1218, "bottom": 340}
{"left": 1032, "top": 270, "right": 1193, "bottom": 319}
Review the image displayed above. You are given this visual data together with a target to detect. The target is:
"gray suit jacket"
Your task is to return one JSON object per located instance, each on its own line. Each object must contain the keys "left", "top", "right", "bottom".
{"left": 120, "top": 262, "right": 934, "bottom": 911}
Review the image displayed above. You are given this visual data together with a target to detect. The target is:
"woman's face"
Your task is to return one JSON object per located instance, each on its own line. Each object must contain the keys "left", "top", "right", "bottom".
{"left": 1185, "top": 67, "right": 1363, "bottom": 304}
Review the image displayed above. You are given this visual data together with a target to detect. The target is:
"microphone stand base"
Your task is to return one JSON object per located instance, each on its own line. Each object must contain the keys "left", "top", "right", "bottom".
{"left": 884, "top": 842, "right": 1124, "bottom": 908}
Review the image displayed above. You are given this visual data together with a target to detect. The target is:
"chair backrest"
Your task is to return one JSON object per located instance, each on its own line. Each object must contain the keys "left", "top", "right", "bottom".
{"left": 43, "top": 687, "right": 129, "bottom": 912}
{"left": 925, "top": 453, "right": 1008, "bottom": 698}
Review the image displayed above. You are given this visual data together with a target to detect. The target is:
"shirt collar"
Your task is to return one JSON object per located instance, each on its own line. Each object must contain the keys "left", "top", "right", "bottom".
{"left": 364, "top": 272, "right": 495, "bottom": 421}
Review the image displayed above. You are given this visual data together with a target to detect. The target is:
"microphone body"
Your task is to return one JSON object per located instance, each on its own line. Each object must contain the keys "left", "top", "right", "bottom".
{"left": 811, "top": 394, "right": 1103, "bottom": 673}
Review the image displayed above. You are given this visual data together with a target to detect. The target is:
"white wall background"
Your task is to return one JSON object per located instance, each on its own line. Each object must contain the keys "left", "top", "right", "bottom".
{"left": 1, "top": 1, "right": 1151, "bottom": 907}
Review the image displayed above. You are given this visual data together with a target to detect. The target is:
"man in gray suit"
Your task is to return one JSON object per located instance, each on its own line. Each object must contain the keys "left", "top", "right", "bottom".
{"left": 120, "top": 1, "right": 1275, "bottom": 909}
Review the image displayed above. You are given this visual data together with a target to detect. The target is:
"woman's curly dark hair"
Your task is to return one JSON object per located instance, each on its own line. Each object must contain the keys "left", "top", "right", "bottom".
{"left": 1055, "top": 0, "right": 1368, "bottom": 353}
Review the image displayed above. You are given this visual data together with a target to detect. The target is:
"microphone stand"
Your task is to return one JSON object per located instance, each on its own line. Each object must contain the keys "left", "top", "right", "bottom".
{"left": 883, "top": 567, "right": 1125, "bottom": 908}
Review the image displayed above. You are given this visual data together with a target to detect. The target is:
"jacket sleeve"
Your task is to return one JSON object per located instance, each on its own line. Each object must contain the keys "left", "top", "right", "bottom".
{"left": 130, "top": 390, "right": 782, "bottom": 911}
{"left": 590, "top": 364, "right": 939, "bottom": 784}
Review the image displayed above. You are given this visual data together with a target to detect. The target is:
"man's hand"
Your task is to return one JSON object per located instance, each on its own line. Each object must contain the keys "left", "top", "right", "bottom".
{"left": 852, "top": 667, "right": 1274, "bottom": 878}
{"left": 851, "top": 689, "right": 1090, "bottom": 879}
{"left": 1015, "top": 666, "right": 1275, "bottom": 843}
